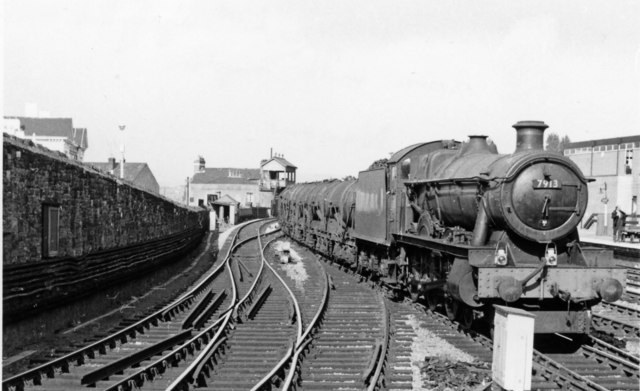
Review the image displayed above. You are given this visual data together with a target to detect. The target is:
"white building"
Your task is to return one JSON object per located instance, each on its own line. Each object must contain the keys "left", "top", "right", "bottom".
{"left": 188, "top": 155, "right": 297, "bottom": 227}
{"left": 3, "top": 117, "right": 88, "bottom": 161}
{"left": 564, "top": 135, "right": 640, "bottom": 235}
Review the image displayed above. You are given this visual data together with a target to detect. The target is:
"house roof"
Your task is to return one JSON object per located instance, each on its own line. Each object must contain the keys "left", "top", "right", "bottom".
{"left": 191, "top": 167, "right": 261, "bottom": 184}
{"left": 88, "top": 162, "right": 150, "bottom": 182}
{"left": 261, "top": 156, "right": 297, "bottom": 169}
{"left": 212, "top": 194, "right": 240, "bottom": 206}
{"left": 7, "top": 117, "right": 88, "bottom": 149}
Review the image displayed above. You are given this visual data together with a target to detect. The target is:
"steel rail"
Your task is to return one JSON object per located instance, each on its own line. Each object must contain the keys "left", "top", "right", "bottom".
{"left": 599, "top": 301, "right": 640, "bottom": 317}
{"left": 168, "top": 219, "right": 273, "bottom": 391}
{"left": 2, "top": 295, "right": 195, "bottom": 391}
{"left": 590, "top": 336, "right": 640, "bottom": 366}
{"left": 166, "top": 252, "right": 239, "bottom": 391}
{"left": 582, "top": 343, "right": 640, "bottom": 378}
{"left": 103, "top": 314, "right": 230, "bottom": 391}
{"left": 2, "top": 223, "right": 254, "bottom": 391}
{"left": 426, "top": 310, "right": 607, "bottom": 391}
{"left": 233, "top": 226, "right": 268, "bottom": 320}
{"left": 251, "top": 232, "right": 306, "bottom": 390}
{"left": 592, "top": 313, "right": 640, "bottom": 338}
{"left": 279, "top": 270, "right": 330, "bottom": 391}
{"left": 102, "top": 222, "right": 259, "bottom": 391}
{"left": 365, "top": 294, "right": 390, "bottom": 391}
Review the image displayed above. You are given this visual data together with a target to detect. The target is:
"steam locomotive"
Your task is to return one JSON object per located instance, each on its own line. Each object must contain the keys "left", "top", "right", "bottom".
{"left": 276, "top": 121, "right": 626, "bottom": 334}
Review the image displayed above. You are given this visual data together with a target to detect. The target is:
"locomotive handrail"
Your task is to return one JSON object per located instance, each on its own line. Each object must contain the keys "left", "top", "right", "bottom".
{"left": 404, "top": 176, "right": 491, "bottom": 186}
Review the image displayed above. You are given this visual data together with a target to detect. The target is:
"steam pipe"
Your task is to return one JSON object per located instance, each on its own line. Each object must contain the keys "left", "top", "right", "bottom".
{"left": 471, "top": 198, "right": 489, "bottom": 246}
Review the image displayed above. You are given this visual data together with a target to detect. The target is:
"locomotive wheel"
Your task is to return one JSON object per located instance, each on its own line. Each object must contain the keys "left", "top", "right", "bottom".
{"left": 445, "top": 297, "right": 459, "bottom": 321}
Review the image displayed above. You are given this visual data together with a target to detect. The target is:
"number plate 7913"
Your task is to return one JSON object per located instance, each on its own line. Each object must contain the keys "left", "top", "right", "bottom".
{"left": 532, "top": 179, "right": 562, "bottom": 189}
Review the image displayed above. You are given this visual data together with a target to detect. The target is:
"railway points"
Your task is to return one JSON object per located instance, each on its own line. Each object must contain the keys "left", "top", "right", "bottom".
{"left": 2, "top": 219, "right": 278, "bottom": 391}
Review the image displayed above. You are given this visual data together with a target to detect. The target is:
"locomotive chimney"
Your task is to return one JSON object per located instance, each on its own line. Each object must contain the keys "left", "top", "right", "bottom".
{"left": 513, "top": 121, "right": 548, "bottom": 152}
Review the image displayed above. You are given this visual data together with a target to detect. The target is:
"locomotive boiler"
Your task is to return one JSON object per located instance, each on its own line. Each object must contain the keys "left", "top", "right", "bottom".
{"left": 277, "top": 121, "right": 626, "bottom": 334}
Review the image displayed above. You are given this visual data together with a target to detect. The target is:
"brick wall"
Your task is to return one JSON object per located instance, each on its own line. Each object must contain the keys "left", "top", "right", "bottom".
{"left": 3, "top": 135, "right": 208, "bottom": 265}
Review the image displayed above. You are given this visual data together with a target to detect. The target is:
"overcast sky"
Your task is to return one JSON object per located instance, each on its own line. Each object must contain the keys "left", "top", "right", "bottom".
{"left": 4, "top": 1, "right": 640, "bottom": 186}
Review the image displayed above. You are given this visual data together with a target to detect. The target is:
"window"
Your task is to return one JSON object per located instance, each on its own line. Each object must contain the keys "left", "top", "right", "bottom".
{"left": 189, "top": 197, "right": 194, "bottom": 203}
{"left": 198, "top": 199, "right": 204, "bottom": 207}
{"left": 246, "top": 192, "right": 253, "bottom": 205}
{"left": 207, "top": 194, "right": 218, "bottom": 204}
{"left": 625, "top": 149, "right": 633, "bottom": 174}
{"left": 43, "top": 205, "right": 60, "bottom": 258}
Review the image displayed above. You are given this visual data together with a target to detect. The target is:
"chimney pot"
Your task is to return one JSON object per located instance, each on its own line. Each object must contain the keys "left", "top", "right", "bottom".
{"left": 513, "top": 121, "right": 548, "bottom": 152}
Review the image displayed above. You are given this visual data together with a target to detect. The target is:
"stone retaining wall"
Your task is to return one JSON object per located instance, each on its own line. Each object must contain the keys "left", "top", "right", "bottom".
{"left": 3, "top": 134, "right": 208, "bottom": 265}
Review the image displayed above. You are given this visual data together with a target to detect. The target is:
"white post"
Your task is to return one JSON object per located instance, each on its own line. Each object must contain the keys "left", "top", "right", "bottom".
{"left": 229, "top": 204, "right": 237, "bottom": 225}
{"left": 119, "top": 124, "right": 126, "bottom": 179}
{"left": 492, "top": 305, "right": 535, "bottom": 391}
{"left": 209, "top": 209, "right": 217, "bottom": 231}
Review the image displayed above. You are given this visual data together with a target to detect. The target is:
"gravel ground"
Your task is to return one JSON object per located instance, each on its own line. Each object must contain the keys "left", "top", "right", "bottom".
{"left": 403, "top": 314, "right": 475, "bottom": 390}
{"left": 264, "top": 222, "right": 280, "bottom": 234}
{"left": 273, "top": 240, "right": 308, "bottom": 291}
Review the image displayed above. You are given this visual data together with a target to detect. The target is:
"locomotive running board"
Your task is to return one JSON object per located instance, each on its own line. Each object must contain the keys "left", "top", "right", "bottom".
{"left": 393, "top": 233, "right": 482, "bottom": 258}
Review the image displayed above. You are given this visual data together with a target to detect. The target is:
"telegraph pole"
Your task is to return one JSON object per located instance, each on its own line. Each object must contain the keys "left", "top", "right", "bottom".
{"left": 119, "top": 125, "right": 126, "bottom": 179}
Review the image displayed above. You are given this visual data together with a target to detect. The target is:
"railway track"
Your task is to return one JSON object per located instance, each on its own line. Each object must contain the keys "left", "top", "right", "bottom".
{"left": 188, "top": 225, "right": 301, "bottom": 390}
{"left": 279, "top": 234, "right": 640, "bottom": 390}
{"left": 253, "top": 236, "right": 388, "bottom": 390}
{"left": 266, "top": 237, "right": 640, "bottom": 390}
{"left": 2, "top": 219, "right": 275, "bottom": 391}
{"left": 593, "top": 302, "right": 640, "bottom": 341}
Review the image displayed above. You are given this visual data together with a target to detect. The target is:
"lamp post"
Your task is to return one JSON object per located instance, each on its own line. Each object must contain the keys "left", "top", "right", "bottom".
{"left": 119, "top": 125, "right": 126, "bottom": 179}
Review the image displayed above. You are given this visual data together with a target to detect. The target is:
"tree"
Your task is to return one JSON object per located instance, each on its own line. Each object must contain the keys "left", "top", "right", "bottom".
{"left": 545, "top": 133, "right": 571, "bottom": 153}
{"left": 368, "top": 158, "right": 388, "bottom": 170}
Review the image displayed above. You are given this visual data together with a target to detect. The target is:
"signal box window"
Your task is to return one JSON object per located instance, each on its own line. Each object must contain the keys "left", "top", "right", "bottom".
{"left": 625, "top": 149, "right": 633, "bottom": 174}
{"left": 43, "top": 205, "right": 60, "bottom": 258}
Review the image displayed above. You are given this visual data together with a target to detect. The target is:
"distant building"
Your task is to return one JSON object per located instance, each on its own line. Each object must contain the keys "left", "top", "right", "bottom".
{"left": 259, "top": 155, "right": 297, "bottom": 192}
{"left": 189, "top": 154, "right": 296, "bottom": 227}
{"left": 3, "top": 116, "right": 88, "bottom": 161}
{"left": 87, "top": 157, "right": 160, "bottom": 194}
{"left": 564, "top": 135, "right": 640, "bottom": 233}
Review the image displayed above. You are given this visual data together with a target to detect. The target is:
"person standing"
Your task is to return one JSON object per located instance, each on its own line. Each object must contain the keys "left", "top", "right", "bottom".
{"left": 616, "top": 209, "right": 628, "bottom": 242}
{"left": 612, "top": 206, "right": 620, "bottom": 241}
